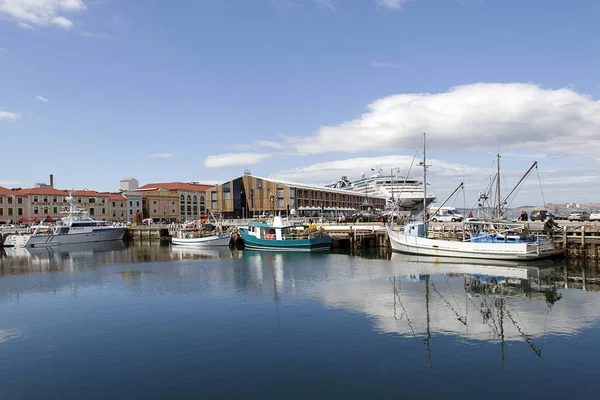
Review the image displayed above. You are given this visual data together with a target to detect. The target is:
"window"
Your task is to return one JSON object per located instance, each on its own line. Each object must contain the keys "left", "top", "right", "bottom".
{"left": 129, "top": 210, "right": 132, "bottom": 215}
{"left": 43, "top": 207, "right": 48, "bottom": 214}
{"left": 129, "top": 201, "right": 133, "bottom": 207}
{"left": 33, "top": 196, "right": 38, "bottom": 202}
{"left": 34, "top": 206, "right": 39, "bottom": 214}
{"left": 250, "top": 189, "right": 254, "bottom": 207}
{"left": 89, "top": 197, "right": 96, "bottom": 204}
{"left": 153, "top": 209, "right": 157, "bottom": 213}
{"left": 121, "top": 202, "right": 124, "bottom": 208}
{"left": 211, "top": 201, "right": 217, "bottom": 209}
{"left": 211, "top": 192, "right": 217, "bottom": 201}
{"left": 223, "top": 192, "right": 231, "bottom": 200}
{"left": 137, "top": 201, "right": 140, "bottom": 207}
{"left": 102, "top": 208, "right": 105, "bottom": 214}
{"left": 113, "top": 211, "right": 116, "bottom": 217}
{"left": 257, "top": 179, "right": 262, "bottom": 189}
{"left": 89, "top": 208, "right": 95, "bottom": 216}
{"left": 53, "top": 207, "right": 58, "bottom": 214}
{"left": 112, "top": 202, "right": 116, "bottom": 207}
{"left": 17, "top": 208, "right": 22, "bottom": 216}
{"left": 7, "top": 197, "right": 12, "bottom": 204}
{"left": 0, "top": 197, "right": 2, "bottom": 204}
{"left": 78, "top": 197, "right": 82, "bottom": 203}
{"left": 102, "top": 198, "right": 105, "bottom": 204}
{"left": 193, "top": 196, "right": 197, "bottom": 203}
{"left": 52, "top": 196, "right": 57, "bottom": 202}
{"left": 290, "top": 188, "right": 295, "bottom": 199}
{"left": 63, "top": 198, "right": 67, "bottom": 202}
{"left": 223, "top": 183, "right": 231, "bottom": 200}
{"left": 8, "top": 208, "right": 12, "bottom": 216}
{"left": 153, "top": 201, "right": 157, "bottom": 205}
{"left": 0, "top": 208, "right": 3, "bottom": 215}
{"left": 43, "top": 196, "right": 48, "bottom": 202}
{"left": 121, "top": 211, "right": 124, "bottom": 217}
{"left": 199, "top": 196, "right": 205, "bottom": 211}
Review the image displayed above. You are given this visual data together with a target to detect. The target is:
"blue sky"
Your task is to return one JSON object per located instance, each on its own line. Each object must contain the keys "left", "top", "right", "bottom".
{"left": 1, "top": 0, "right": 599, "bottom": 206}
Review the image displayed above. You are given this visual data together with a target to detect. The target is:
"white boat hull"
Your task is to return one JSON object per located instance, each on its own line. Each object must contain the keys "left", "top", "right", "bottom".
{"left": 171, "top": 235, "right": 231, "bottom": 247}
{"left": 24, "top": 227, "right": 127, "bottom": 248}
{"left": 386, "top": 226, "right": 563, "bottom": 261}
{"left": 2, "top": 234, "right": 29, "bottom": 247}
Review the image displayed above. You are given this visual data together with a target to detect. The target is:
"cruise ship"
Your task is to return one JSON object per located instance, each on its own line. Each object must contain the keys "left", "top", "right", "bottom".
{"left": 325, "top": 168, "right": 436, "bottom": 213}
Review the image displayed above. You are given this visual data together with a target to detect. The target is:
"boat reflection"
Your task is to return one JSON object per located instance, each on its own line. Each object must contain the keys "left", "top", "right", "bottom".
{"left": 170, "top": 246, "right": 236, "bottom": 260}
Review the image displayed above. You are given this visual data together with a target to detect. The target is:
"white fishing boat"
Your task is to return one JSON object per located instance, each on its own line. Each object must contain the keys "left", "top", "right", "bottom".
{"left": 171, "top": 234, "right": 231, "bottom": 247}
{"left": 386, "top": 133, "right": 564, "bottom": 261}
{"left": 171, "top": 212, "right": 232, "bottom": 247}
{"left": 2, "top": 194, "right": 127, "bottom": 248}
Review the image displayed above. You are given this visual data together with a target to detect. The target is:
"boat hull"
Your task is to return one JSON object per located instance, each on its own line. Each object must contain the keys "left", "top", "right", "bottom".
{"left": 386, "top": 226, "right": 563, "bottom": 261}
{"left": 24, "top": 227, "right": 127, "bottom": 248}
{"left": 171, "top": 235, "right": 231, "bottom": 247}
{"left": 239, "top": 229, "right": 332, "bottom": 252}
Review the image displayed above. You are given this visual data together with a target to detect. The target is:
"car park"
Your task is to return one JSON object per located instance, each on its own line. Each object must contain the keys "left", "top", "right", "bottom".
{"left": 568, "top": 211, "right": 590, "bottom": 221}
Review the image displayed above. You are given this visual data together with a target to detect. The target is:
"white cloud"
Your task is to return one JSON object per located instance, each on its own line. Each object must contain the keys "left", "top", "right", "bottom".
{"left": 369, "top": 59, "right": 404, "bottom": 69}
{"left": 150, "top": 153, "right": 173, "bottom": 159}
{"left": 51, "top": 15, "right": 72, "bottom": 28}
{"left": 0, "top": 47, "right": 7, "bottom": 52}
{"left": 0, "top": 0, "right": 87, "bottom": 30}
{"left": 255, "top": 140, "right": 286, "bottom": 150}
{"left": 287, "top": 83, "right": 600, "bottom": 158}
{"left": 18, "top": 21, "right": 35, "bottom": 30}
{"left": 35, "top": 95, "right": 49, "bottom": 102}
{"left": 376, "top": 0, "right": 409, "bottom": 10}
{"left": 204, "top": 153, "right": 273, "bottom": 168}
{"left": 0, "top": 111, "right": 21, "bottom": 120}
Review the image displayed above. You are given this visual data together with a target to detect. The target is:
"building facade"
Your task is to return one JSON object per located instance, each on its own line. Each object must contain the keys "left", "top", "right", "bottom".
{"left": 206, "top": 173, "right": 387, "bottom": 218}
{"left": 138, "top": 182, "right": 213, "bottom": 222}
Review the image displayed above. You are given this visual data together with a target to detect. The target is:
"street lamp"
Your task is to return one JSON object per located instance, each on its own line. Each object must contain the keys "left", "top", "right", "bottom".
{"left": 268, "top": 192, "right": 275, "bottom": 217}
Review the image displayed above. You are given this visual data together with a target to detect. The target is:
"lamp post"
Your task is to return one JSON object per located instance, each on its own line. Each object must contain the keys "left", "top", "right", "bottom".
{"left": 268, "top": 192, "right": 275, "bottom": 217}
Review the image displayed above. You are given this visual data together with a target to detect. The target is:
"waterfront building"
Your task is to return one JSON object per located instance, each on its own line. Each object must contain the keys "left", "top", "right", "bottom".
{"left": 205, "top": 172, "right": 387, "bottom": 219}
{"left": 0, "top": 186, "right": 17, "bottom": 222}
{"left": 138, "top": 182, "right": 213, "bottom": 223}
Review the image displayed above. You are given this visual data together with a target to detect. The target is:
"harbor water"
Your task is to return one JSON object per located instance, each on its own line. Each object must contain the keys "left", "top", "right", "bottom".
{"left": 1, "top": 242, "right": 599, "bottom": 399}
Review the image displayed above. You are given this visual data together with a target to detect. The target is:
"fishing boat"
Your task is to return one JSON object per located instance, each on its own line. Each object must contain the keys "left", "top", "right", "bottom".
{"left": 239, "top": 215, "right": 332, "bottom": 252}
{"left": 171, "top": 213, "right": 232, "bottom": 247}
{"left": 171, "top": 234, "right": 231, "bottom": 247}
{"left": 3, "top": 195, "right": 127, "bottom": 248}
{"left": 386, "top": 133, "right": 563, "bottom": 261}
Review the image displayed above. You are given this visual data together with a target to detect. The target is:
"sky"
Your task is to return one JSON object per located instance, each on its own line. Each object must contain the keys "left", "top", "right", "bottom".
{"left": 1, "top": 0, "right": 600, "bottom": 207}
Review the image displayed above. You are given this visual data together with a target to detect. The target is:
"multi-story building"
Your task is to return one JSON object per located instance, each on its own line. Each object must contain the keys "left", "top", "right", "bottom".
{"left": 0, "top": 186, "right": 17, "bottom": 222}
{"left": 108, "top": 193, "right": 127, "bottom": 222}
{"left": 138, "top": 182, "right": 213, "bottom": 222}
{"left": 206, "top": 172, "right": 387, "bottom": 218}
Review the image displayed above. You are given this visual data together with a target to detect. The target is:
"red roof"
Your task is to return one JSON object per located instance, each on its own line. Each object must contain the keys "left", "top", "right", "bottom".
{"left": 108, "top": 193, "right": 126, "bottom": 201}
{"left": 16, "top": 188, "right": 68, "bottom": 196}
{"left": 139, "top": 182, "right": 214, "bottom": 192}
{"left": 0, "top": 186, "right": 13, "bottom": 196}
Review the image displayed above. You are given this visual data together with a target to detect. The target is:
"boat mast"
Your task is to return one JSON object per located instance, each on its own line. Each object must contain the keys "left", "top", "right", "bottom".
{"left": 496, "top": 153, "right": 501, "bottom": 219}
{"left": 422, "top": 132, "right": 428, "bottom": 232}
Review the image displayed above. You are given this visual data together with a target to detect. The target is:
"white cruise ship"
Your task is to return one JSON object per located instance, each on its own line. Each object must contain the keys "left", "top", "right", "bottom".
{"left": 325, "top": 168, "right": 436, "bottom": 213}
{"left": 3, "top": 195, "right": 127, "bottom": 248}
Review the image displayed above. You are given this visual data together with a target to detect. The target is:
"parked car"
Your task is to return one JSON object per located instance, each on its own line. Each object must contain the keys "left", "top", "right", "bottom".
{"left": 568, "top": 211, "right": 590, "bottom": 221}
{"left": 428, "top": 207, "right": 464, "bottom": 222}
{"left": 530, "top": 210, "right": 554, "bottom": 221}
{"left": 590, "top": 211, "right": 600, "bottom": 222}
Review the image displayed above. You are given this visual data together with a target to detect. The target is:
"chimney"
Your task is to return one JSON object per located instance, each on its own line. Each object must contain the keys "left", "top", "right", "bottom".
{"left": 50, "top": 174, "right": 54, "bottom": 188}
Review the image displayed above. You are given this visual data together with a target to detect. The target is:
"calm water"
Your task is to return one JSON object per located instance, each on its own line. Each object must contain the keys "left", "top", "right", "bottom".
{"left": 1, "top": 242, "right": 599, "bottom": 399}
